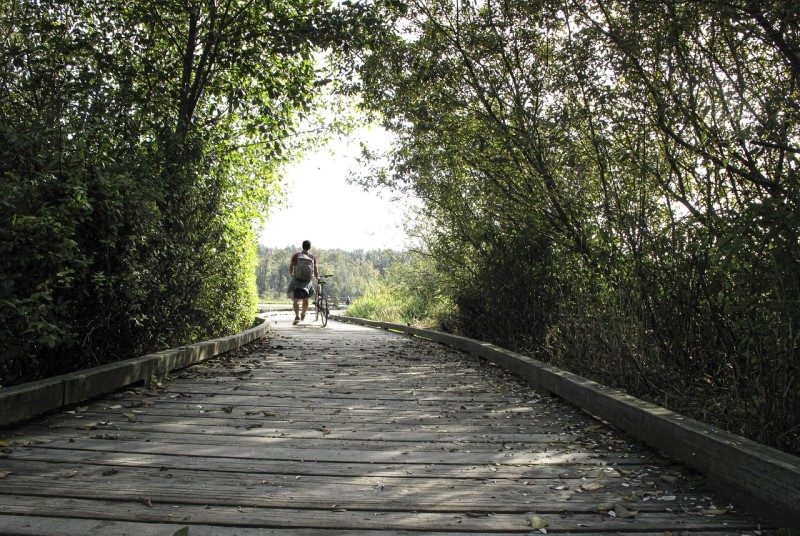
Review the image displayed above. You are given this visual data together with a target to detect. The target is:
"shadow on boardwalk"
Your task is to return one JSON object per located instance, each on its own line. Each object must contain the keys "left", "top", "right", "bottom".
{"left": 0, "top": 313, "right": 766, "bottom": 534}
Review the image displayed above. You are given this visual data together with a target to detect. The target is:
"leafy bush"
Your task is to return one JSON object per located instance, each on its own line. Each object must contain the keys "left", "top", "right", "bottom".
{"left": 0, "top": 0, "right": 367, "bottom": 386}
{"left": 347, "top": 253, "right": 453, "bottom": 328}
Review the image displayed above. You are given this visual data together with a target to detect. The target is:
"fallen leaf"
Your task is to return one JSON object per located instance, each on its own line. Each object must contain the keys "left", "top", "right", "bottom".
{"left": 80, "top": 422, "right": 98, "bottom": 430}
{"left": 528, "top": 515, "right": 549, "bottom": 529}
{"left": 221, "top": 406, "right": 234, "bottom": 413}
{"left": 0, "top": 440, "right": 9, "bottom": 447}
{"left": 581, "top": 482, "right": 603, "bottom": 491}
{"left": 701, "top": 507, "right": 728, "bottom": 515}
{"left": 0, "top": 471, "right": 10, "bottom": 479}
{"left": 657, "top": 495, "right": 676, "bottom": 501}
{"left": 660, "top": 474, "right": 679, "bottom": 484}
{"left": 245, "top": 424, "right": 261, "bottom": 430}
{"left": 59, "top": 470, "right": 78, "bottom": 478}
{"left": 32, "top": 437, "right": 54, "bottom": 444}
{"left": 172, "top": 528, "right": 189, "bottom": 536}
{"left": 262, "top": 411, "right": 276, "bottom": 417}
{"left": 102, "top": 468, "right": 119, "bottom": 476}
{"left": 75, "top": 406, "right": 89, "bottom": 412}
{"left": 614, "top": 503, "right": 639, "bottom": 518}
{"left": 144, "top": 497, "right": 153, "bottom": 507}
{"left": 596, "top": 502, "right": 614, "bottom": 513}
{"left": 123, "top": 412, "right": 138, "bottom": 422}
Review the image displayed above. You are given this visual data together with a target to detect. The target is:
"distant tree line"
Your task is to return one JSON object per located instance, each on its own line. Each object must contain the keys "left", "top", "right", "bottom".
{"left": 255, "top": 245, "right": 404, "bottom": 300}
{"left": 349, "top": 0, "right": 800, "bottom": 454}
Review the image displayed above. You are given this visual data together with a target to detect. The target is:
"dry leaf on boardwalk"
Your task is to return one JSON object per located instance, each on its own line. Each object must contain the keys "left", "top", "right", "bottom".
{"left": 614, "top": 503, "right": 639, "bottom": 518}
{"left": 528, "top": 515, "right": 549, "bottom": 529}
{"left": 702, "top": 507, "right": 729, "bottom": 515}
{"left": 596, "top": 502, "right": 614, "bottom": 513}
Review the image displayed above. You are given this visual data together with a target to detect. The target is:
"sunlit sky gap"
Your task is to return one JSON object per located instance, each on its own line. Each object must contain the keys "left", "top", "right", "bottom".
{"left": 258, "top": 124, "right": 414, "bottom": 251}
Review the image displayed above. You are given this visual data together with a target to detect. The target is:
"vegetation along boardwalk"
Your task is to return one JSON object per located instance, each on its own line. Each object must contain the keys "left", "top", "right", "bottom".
{"left": 0, "top": 314, "right": 767, "bottom": 534}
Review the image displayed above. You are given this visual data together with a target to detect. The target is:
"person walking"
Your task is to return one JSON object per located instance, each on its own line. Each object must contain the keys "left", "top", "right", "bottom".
{"left": 287, "top": 240, "right": 318, "bottom": 325}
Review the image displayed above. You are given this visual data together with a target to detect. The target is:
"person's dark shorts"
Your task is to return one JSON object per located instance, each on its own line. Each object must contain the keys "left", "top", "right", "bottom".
{"left": 293, "top": 288, "right": 310, "bottom": 299}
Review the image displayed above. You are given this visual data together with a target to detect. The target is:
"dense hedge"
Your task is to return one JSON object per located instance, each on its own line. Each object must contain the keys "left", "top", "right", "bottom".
{"left": 0, "top": 0, "right": 374, "bottom": 386}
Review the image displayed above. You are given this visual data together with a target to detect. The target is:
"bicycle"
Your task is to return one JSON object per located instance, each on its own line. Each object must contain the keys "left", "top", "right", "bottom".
{"left": 314, "top": 274, "right": 333, "bottom": 327}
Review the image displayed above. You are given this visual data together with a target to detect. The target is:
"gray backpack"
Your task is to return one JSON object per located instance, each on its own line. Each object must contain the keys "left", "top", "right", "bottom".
{"left": 295, "top": 253, "right": 314, "bottom": 282}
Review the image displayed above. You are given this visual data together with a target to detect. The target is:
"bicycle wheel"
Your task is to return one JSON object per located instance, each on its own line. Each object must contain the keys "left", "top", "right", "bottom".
{"left": 321, "top": 294, "right": 329, "bottom": 327}
{"left": 314, "top": 298, "right": 320, "bottom": 322}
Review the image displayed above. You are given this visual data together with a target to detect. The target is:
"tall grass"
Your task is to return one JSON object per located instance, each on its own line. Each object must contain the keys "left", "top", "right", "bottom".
{"left": 346, "top": 254, "right": 452, "bottom": 328}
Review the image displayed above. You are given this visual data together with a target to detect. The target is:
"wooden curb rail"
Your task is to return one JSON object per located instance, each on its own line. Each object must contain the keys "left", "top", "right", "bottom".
{"left": 0, "top": 317, "right": 270, "bottom": 428}
{"left": 330, "top": 314, "right": 800, "bottom": 528}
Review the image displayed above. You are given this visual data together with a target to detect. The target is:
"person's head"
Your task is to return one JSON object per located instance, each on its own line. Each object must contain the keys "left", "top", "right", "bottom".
{"left": 302, "top": 240, "right": 311, "bottom": 251}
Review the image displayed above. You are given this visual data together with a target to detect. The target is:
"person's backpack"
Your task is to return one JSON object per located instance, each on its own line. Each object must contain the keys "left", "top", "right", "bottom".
{"left": 295, "top": 253, "right": 314, "bottom": 282}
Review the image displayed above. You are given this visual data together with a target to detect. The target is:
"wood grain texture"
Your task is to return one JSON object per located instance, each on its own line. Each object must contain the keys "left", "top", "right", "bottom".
{"left": 0, "top": 313, "right": 767, "bottom": 533}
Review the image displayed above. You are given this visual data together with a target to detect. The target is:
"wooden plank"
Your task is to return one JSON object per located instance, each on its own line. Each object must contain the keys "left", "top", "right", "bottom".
{"left": 10, "top": 439, "right": 642, "bottom": 465}
{"left": 0, "top": 495, "right": 757, "bottom": 532}
{"left": 0, "top": 516, "right": 748, "bottom": 536}
{"left": 5, "top": 446, "right": 654, "bottom": 480}
{"left": 0, "top": 461, "right": 705, "bottom": 514}
{"left": 40, "top": 413, "right": 569, "bottom": 431}
{"left": 18, "top": 421, "right": 581, "bottom": 445}
{"left": 11, "top": 517, "right": 716, "bottom": 536}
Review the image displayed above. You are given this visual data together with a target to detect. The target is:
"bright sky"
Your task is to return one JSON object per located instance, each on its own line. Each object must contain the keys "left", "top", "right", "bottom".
{"left": 258, "top": 124, "right": 414, "bottom": 251}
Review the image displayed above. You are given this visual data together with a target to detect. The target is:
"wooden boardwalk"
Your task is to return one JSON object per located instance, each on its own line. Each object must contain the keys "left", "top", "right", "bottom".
{"left": 0, "top": 314, "right": 765, "bottom": 534}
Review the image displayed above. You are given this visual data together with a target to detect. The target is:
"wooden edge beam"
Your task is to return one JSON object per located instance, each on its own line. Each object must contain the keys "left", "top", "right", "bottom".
{"left": 330, "top": 314, "right": 800, "bottom": 528}
{"left": 0, "top": 317, "right": 271, "bottom": 428}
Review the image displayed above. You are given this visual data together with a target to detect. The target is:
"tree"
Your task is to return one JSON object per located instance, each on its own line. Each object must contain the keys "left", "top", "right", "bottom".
{"left": 348, "top": 0, "right": 800, "bottom": 454}
{"left": 0, "top": 0, "right": 376, "bottom": 385}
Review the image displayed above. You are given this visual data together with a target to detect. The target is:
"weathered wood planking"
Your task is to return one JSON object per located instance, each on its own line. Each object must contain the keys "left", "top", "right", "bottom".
{"left": 0, "top": 313, "right": 766, "bottom": 534}
{"left": 0, "top": 317, "right": 271, "bottom": 427}
{"left": 332, "top": 314, "right": 800, "bottom": 528}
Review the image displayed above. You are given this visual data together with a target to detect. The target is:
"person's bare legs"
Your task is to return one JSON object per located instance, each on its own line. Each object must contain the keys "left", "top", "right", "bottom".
{"left": 293, "top": 299, "right": 301, "bottom": 324}
{"left": 301, "top": 298, "right": 309, "bottom": 320}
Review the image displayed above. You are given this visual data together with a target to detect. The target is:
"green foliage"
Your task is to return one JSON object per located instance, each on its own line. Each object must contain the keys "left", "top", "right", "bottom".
{"left": 0, "top": 0, "right": 373, "bottom": 386}
{"left": 350, "top": 0, "right": 800, "bottom": 454}
{"left": 348, "top": 253, "right": 453, "bottom": 328}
